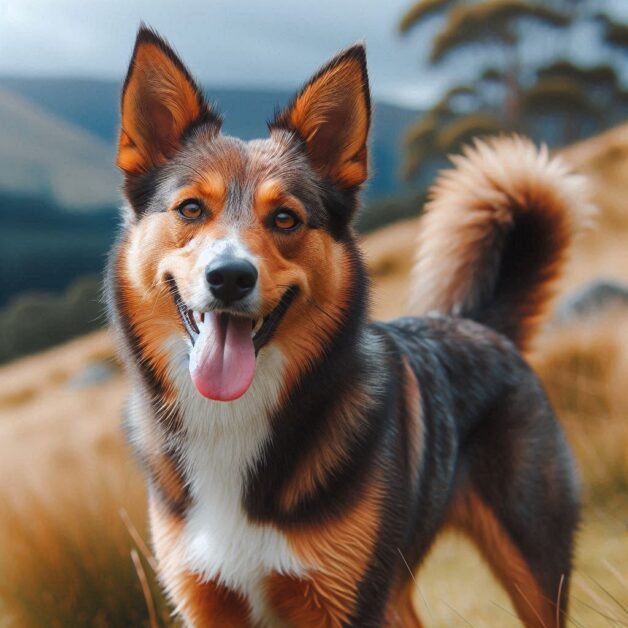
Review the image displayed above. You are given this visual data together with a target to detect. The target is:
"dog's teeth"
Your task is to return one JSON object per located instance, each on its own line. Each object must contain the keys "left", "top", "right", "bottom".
{"left": 193, "top": 311, "right": 203, "bottom": 326}
{"left": 252, "top": 319, "right": 263, "bottom": 336}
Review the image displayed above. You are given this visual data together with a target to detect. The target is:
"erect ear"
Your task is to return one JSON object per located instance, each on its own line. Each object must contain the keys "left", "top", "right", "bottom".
{"left": 271, "top": 44, "right": 371, "bottom": 189}
{"left": 117, "top": 26, "right": 220, "bottom": 175}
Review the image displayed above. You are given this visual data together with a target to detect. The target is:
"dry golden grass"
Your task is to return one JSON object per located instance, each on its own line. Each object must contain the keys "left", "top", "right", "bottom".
{"left": 0, "top": 335, "right": 170, "bottom": 626}
{"left": 0, "top": 474, "right": 167, "bottom": 627}
{"left": 0, "top": 125, "right": 627, "bottom": 625}
{"left": 533, "top": 313, "right": 628, "bottom": 502}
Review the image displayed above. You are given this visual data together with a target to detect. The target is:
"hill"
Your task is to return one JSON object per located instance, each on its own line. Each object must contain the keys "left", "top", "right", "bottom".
{"left": 0, "top": 88, "right": 120, "bottom": 210}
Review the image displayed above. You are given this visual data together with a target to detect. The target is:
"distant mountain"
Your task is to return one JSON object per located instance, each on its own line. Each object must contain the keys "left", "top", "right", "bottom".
{"left": 0, "top": 77, "right": 421, "bottom": 306}
{"left": 0, "top": 88, "right": 120, "bottom": 210}
{"left": 0, "top": 191, "right": 117, "bottom": 306}
{"left": 0, "top": 78, "right": 122, "bottom": 145}
{"left": 0, "top": 77, "right": 421, "bottom": 204}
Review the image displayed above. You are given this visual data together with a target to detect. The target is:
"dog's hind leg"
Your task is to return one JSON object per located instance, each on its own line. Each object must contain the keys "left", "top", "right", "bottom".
{"left": 448, "top": 382, "right": 580, "bottom": 628}
{"left": 448, "top": 488, "right": 563, "bottom": 628}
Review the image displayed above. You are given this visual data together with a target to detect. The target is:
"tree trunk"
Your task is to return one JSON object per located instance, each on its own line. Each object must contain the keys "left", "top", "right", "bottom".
{"left": 503, "top": 33, "right": 521, "bottom": 129}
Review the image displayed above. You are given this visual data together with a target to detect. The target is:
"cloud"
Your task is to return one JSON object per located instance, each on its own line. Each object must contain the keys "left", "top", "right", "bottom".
{"left": 0, "top": 0, "right": 441, "bottom": 106}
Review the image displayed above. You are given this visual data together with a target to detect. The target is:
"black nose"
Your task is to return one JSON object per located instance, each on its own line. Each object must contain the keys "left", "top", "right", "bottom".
{"left": 205, "top": 257, "right": 258, "bottom": 305}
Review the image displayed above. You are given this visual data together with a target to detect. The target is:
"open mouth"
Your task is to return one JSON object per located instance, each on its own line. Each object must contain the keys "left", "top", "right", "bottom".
{"left": 167, "top": 277, "right": 297, "bottom": 401}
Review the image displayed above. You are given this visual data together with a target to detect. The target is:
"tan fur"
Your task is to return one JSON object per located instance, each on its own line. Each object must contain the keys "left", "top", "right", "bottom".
{"left": 175, "top": 177, "right": 227, "bottom": 211}
{"left": 116, "top": 242, "right": 180, "bottom": 406}
{"left": 255, "top": 178, "right": 285, "bottom": 209}
{"left": 268, "top": 476, "right": 383, "bottom": 627}
{"left": 203, "top": 215, "right": 360, "bottom": 542}
{"left": 178, "top": 578, "right": 250, "bottom": 627}
{"left": 409, "top": 136, "right": 595, "bottom": 349}
{"left": 269, "top": 238, "right": 350, "bottom": 391}
{"left": 448, "top": 489, "right": 556, "bottom": 628}
{"left": 196, "top": 172, "right": 227, "bottom": 202}
{"left": 402, "top": 359, "right": 424, "bottom": 492}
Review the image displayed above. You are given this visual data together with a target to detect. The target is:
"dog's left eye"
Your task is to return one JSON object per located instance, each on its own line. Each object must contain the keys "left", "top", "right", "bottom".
{"left": 272, "top": 210, "right": 300, "bottom": 231}
{"left": 176, "top": 200, "right": 204, "bottom": 221}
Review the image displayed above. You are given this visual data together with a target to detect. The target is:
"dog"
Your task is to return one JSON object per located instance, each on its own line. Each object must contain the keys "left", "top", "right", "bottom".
{"left": 108, "top": 26, "right": 588, "bottom": 627}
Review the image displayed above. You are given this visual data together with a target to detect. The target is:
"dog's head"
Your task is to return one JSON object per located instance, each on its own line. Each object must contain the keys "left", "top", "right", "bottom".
{"left": 115, "top": 27, "right": 370, "bottom": 401}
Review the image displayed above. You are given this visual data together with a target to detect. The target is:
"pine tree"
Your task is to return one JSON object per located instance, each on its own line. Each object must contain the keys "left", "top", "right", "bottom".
{"left": 398, "top": 0, "right": 627, "bottom": 181}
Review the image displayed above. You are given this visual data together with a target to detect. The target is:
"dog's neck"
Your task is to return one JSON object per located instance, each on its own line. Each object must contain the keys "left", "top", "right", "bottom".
{"left": 237, "top": 240, "right": 392, "bottom": 523}
{"left": 122, "top": 234, "right": 387, "bottom": 523}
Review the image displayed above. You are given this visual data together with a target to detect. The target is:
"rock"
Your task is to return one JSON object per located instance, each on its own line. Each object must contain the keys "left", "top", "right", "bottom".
{"left": 66, "top": 360, "right": 117, "bottom": 389}
{"left": 554, "top": 278, "right": 628, "bottom": 324}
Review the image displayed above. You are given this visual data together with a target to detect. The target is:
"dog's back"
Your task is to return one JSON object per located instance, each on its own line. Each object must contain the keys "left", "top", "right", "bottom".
{"left": 375, "top": 136, "right": 591, "bottom": 627}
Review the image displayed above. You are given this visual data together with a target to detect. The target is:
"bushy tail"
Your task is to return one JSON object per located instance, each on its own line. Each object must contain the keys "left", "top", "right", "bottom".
{"left": 409, "top": 136, "right": 594, "bottom": 350}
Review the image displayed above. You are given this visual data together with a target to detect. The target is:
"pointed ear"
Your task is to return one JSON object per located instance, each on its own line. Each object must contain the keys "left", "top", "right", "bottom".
{"left": 117, "top": 26, "right": 220, "bottom": 175}
{"left": 271, "top": 44, "right": 371, "bottom": 189}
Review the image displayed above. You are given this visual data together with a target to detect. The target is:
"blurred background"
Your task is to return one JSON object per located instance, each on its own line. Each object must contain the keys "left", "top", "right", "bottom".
{"left": 0, "top": 0, "right": 626, "bottom": 625}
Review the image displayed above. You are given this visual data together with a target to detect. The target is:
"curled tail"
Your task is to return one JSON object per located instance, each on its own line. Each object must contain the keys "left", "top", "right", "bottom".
{"left": 409, "top": 136, "right": 594, "bottom": 350}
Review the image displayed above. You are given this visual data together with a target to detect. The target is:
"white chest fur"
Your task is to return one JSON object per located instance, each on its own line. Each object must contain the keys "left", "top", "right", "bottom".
{"left": 166, "top": 341, "right": 305, "bottom": 623}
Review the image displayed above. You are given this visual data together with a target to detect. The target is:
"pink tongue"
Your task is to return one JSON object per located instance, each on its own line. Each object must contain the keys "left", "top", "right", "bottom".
{"left": 189, "top": 313, "right": 256, "bottom": 401}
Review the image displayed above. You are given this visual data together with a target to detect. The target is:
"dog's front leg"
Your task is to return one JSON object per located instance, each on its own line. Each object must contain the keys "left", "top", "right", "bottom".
{"left": 149, "top": 501, "right": 251, "bottom": 627}
{"left": 265, "top": 572, "right": 357, "bottom": 628}
{"left": 167, "top": 573, "right": 252, "bottom": 627}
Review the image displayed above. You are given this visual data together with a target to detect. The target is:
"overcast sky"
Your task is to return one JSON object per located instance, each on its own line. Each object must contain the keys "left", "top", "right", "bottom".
{"left": 1, "top": 0, "right": 626, "bottom": 108}
{"left": 0, "top": 0, "right": 454, "bottom": 107}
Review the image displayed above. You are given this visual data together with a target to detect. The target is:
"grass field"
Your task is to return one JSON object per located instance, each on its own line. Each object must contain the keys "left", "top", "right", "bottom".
{"left": 0, "top": 126, "right": 627, "bottom": 626}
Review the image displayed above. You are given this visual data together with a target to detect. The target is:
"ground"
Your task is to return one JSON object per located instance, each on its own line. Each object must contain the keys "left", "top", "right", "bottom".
{"left": 0, "top": 125, "right": 627, "bottom": 626}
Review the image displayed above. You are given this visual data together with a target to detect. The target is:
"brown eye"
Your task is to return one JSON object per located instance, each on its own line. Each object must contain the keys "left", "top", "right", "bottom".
{"left": 273, "top": 210, "right": 300, "bottom": 231}
{"left": 176, "top": 200, "right": 204, "bottom": 221}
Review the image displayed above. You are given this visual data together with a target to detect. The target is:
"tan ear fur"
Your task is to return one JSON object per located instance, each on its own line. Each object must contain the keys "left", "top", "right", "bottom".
{"left": 117, "top": 27, "right": 219, "bottom": 175}
{"left": 272, "top": 45, "right": 371, "bottom": 189}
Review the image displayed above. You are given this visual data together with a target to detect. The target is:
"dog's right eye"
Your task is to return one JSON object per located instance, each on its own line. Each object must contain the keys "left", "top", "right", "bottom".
{"left": 176, "top": 200, "right": 204, "bottom": 222}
